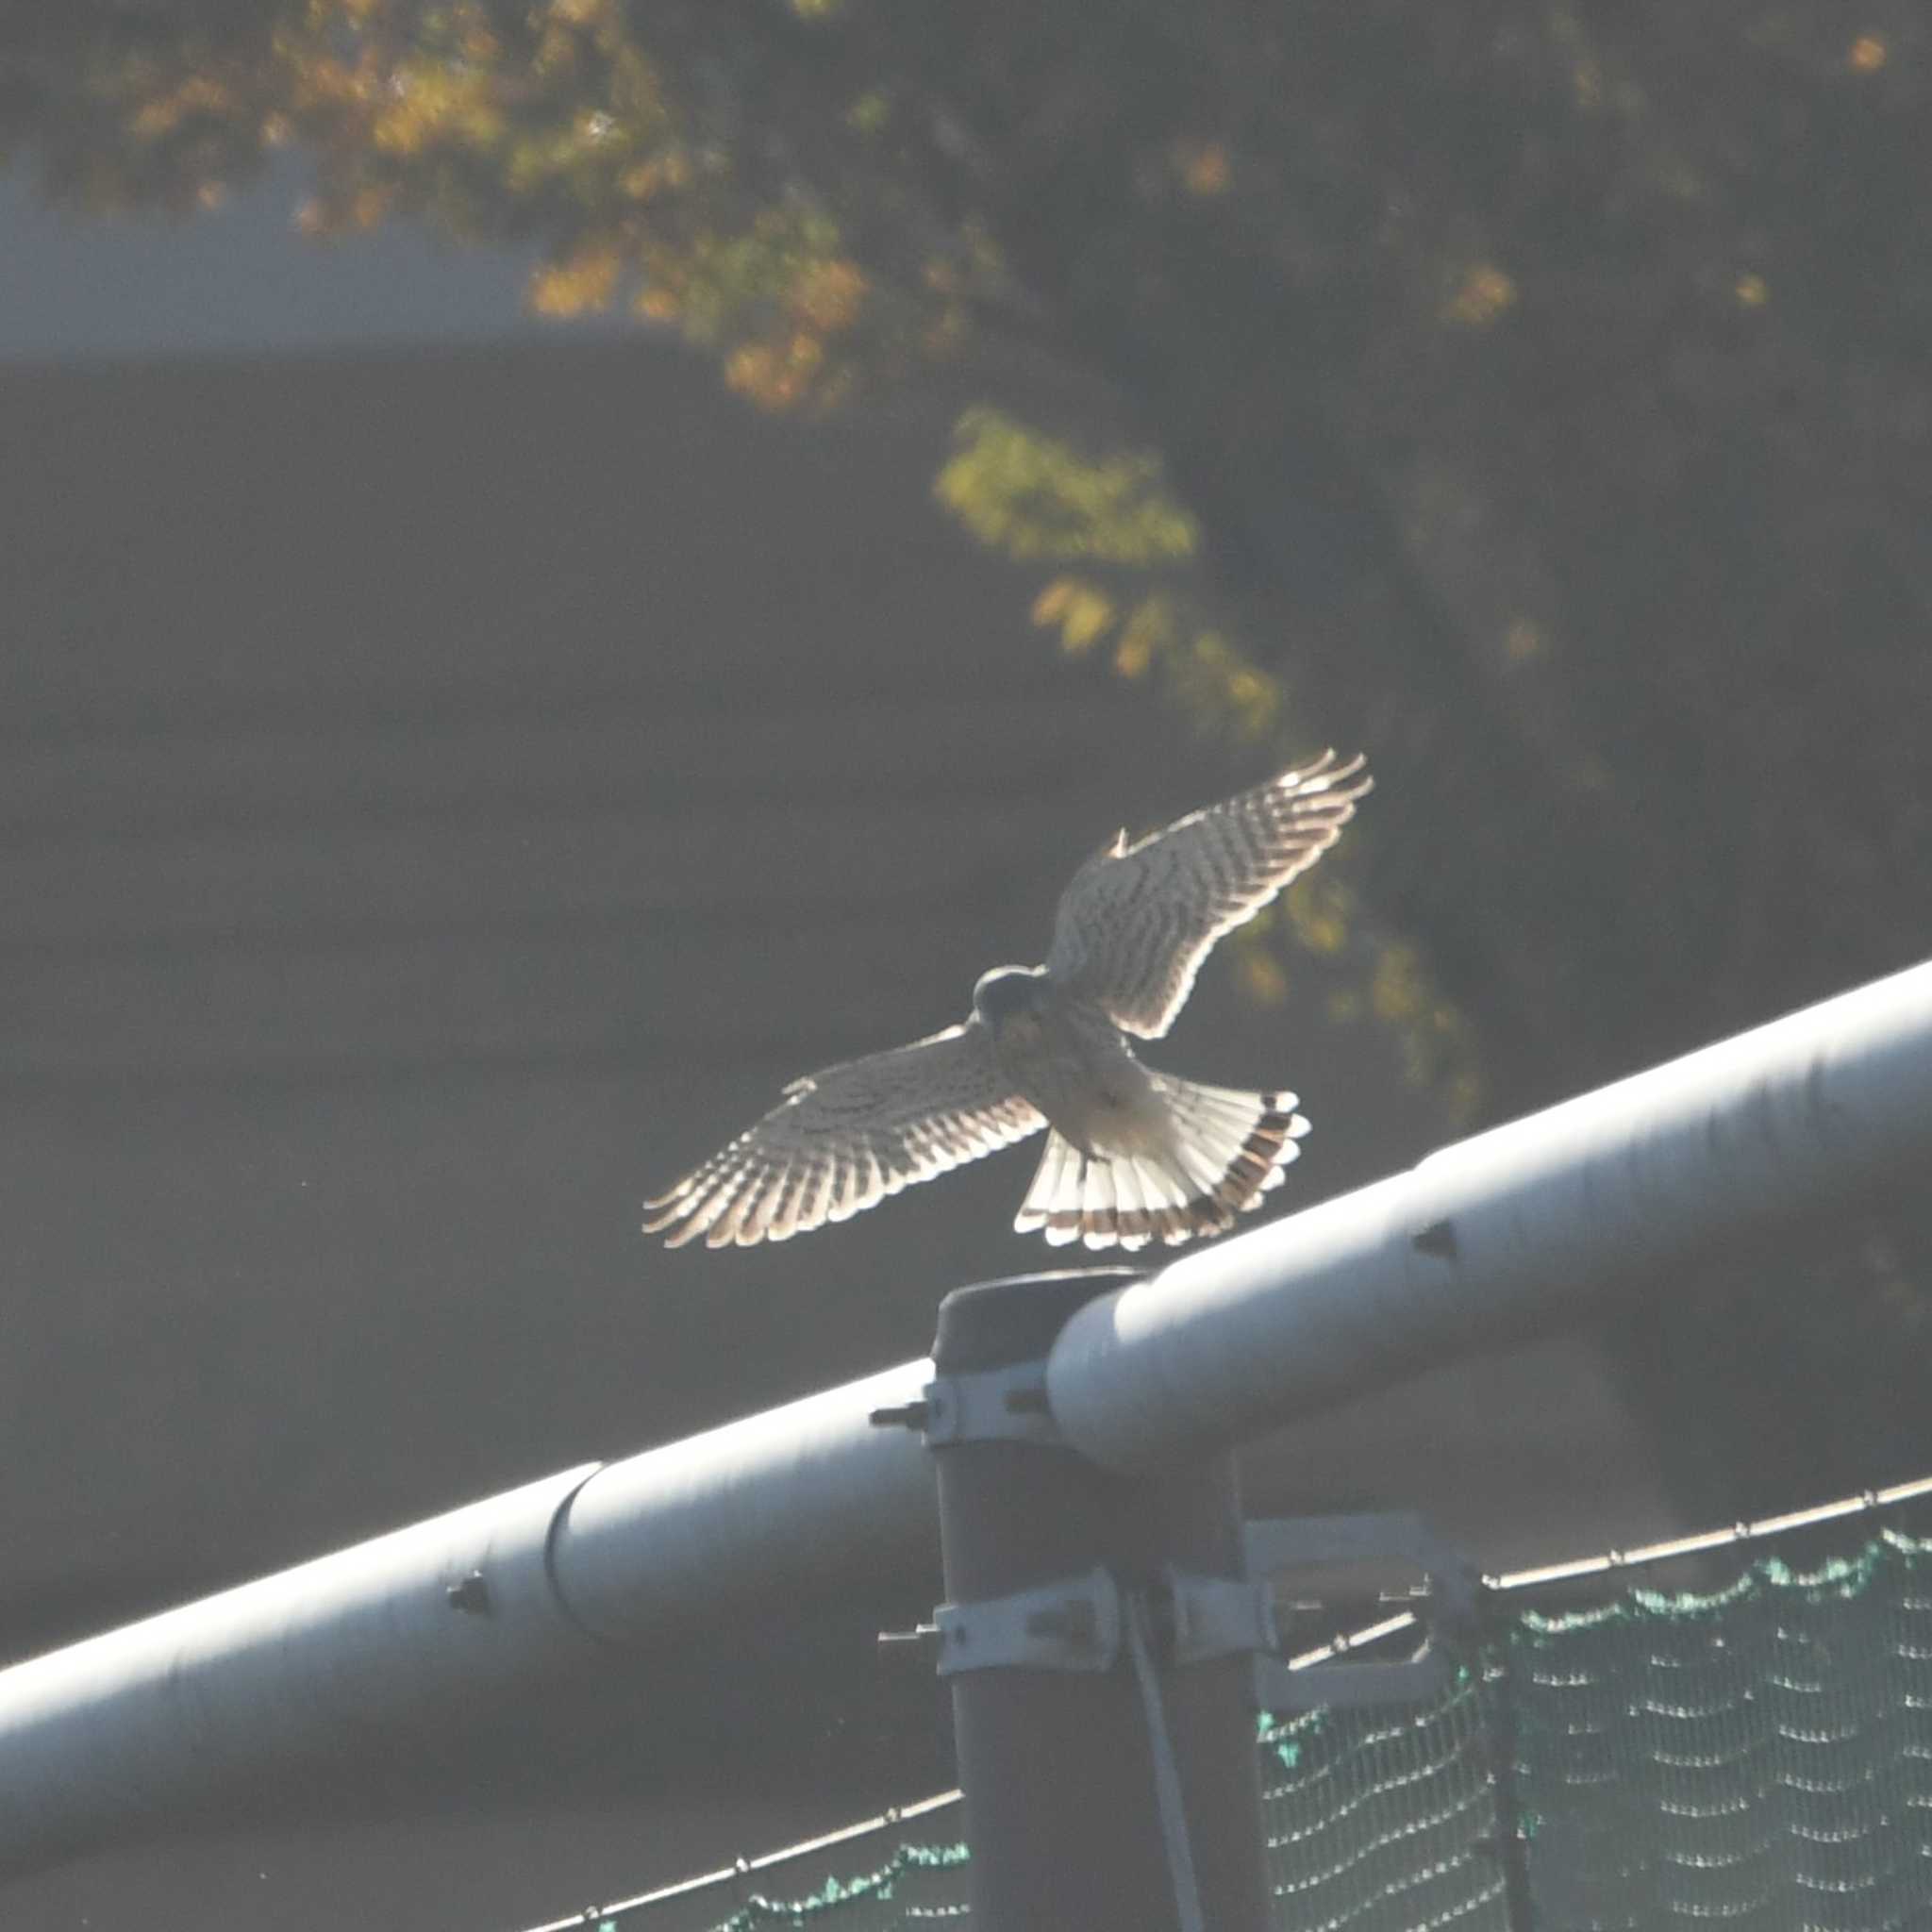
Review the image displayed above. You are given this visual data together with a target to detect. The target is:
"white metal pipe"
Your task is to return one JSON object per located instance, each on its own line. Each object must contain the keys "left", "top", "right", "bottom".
{"left": 1048, "top": 957, "right": 1932, "bottom": 1470}
{"left": 1, "top": 958, "right": 1928, "bottom": 1874}
{"left": 0, "top": 1465, "right": 601, "bottom": 1874}
{"left": 0, "top": 1364, "right": 936, "bottom": 1878}
{"left": 550, "top": 1361, "right": 936, "bottom": 1642}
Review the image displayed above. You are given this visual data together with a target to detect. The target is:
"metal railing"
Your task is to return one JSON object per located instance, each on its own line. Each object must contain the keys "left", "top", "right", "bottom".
{"left": 1, "top": 958, "right": 1928, "bottom": 1885}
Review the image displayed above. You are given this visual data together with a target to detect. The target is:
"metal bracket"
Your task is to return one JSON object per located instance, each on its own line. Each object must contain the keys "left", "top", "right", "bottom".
{"left": 1256, "top": 1647, "right": 1451, "bottom": 1711}
{"left": 1162, "top": 1566, "right": 1281, "bottom": 1668}
{"left": 1243, "top": 1512, "right": 1478, "bottom": 1711}
{"left": 926, "top": 1516, "right": 1476, "bottom": 1709}
{"left": 935, "top": 1567, "right": 1122, "bottom": 1675}
{"left": 920, "top": 1358, "right": 1062, "bottom": 1447}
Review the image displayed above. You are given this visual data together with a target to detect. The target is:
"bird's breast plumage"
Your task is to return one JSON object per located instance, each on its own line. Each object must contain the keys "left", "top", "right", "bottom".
{"left": 989, "top": 995, "right": 1162, "bottom": 1158}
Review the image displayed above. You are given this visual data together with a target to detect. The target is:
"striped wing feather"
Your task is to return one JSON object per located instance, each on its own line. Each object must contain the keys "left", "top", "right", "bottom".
{"left": 1045, "top": 750, "right": 1372, "bottom": 1040}
{"left": 643, "top": 1024, "right": 1044, "bottom": 1248}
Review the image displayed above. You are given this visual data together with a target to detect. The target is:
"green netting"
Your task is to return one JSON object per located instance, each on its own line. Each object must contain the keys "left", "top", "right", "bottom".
{"left": 1257, "top": 1674, "right": 1511, "bottom": 1931}
{"left": 707, "top": 1843, "right": 971, "bottom": 1930}
{"left": 583, "top": 1834, "right": 973, "bottom": 1932}
{"left": 558, "top": 1508, "right": 1932, "bottom": 1932}
{"left": 1511, "top": 1528, "right": 1932, "bottom": 1929}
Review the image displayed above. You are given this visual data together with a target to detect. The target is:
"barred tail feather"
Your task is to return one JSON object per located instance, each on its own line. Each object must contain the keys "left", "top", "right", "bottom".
{"left": 1012, "top": 1082, "right": 1308, "bottom": 1252}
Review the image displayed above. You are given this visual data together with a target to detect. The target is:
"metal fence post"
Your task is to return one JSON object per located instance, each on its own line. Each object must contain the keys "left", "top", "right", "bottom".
{"left": 929, "top": 1272, "right": 1271, "bottom": 1932}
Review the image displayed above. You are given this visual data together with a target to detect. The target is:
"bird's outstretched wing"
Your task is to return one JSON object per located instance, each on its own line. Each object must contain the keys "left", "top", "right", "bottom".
{"left": 1045, "top": 750, "right": 1372, "bottom": 1040}
{"left": 644, "top": 1024, "right": 1045, "bottom": 1248}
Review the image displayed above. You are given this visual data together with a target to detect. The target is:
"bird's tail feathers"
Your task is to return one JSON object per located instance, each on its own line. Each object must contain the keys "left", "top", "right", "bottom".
{"left": 1013, "top": 1079, "right": 1307, "bottom": 1252}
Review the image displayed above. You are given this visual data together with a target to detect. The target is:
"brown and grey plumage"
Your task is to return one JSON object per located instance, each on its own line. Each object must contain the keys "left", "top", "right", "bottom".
{"left": 644, "top": 750, "right": 1372, "bottom": 1251}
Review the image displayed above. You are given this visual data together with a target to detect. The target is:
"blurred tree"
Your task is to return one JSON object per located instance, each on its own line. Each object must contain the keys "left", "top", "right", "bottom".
{"left": 4, "top": 0, "right": 1928, "bottom": 1516}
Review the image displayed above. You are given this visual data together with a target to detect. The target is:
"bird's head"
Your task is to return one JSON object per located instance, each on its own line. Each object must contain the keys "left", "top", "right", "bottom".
{"left": 972, "top": 966, "right": 1047, "bottom": 1029}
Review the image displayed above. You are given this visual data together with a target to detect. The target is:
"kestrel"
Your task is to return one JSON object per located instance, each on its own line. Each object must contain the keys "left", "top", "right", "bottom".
{"left": 644, "top": 750, "right": 1372, "bottom": 1252}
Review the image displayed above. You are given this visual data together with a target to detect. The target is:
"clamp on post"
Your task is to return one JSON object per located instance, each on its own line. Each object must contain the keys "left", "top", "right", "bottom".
{"left": 870, "top": 1357, "right": 1063, "bottom": 1448}
{"left": 935, "top": 1567, "right": 1122, "bottom": 1675}
{"left": 927, "top": 1512, "right": 1475, "bottom": 1708}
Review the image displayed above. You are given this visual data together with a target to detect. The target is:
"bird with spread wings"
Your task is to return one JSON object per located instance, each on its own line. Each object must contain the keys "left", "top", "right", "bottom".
{"left": 645, "top": 750, "right": 1372, "bottom": 1251}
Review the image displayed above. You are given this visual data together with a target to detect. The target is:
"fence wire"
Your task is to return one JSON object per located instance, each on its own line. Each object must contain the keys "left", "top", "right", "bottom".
{"left": 515, "top": 1475, "right": 1932, "bottom": 1932}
